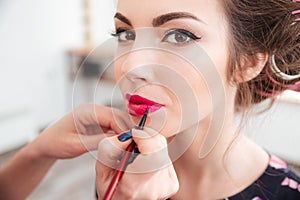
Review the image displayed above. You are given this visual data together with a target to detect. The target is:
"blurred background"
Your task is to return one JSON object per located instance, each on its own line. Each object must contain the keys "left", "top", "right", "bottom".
{"left": 0, "top": 0, "right": 299, "bottom": 199}
{"left": 0, "top": 0, "right": 117, "bottom": 199}
{"left": 0, "top": 0, "right": 116, "bottom": 153}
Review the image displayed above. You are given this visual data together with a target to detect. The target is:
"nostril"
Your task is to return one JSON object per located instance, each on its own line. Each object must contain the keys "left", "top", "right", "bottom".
{"left": 128, "top": 76, "right": 147, "bottom": 83}
{"left": 124, "top": 70, "right": 149, "bottom": 83}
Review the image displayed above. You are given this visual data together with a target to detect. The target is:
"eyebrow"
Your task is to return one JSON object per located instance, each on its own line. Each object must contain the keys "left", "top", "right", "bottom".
{"left": 153, "top": 12, "right": 203, "bottom": 26}
{"left": 114, "top": 12, "right": 204, "bottom": 27}
{"left": 114, "top": 12, "right": 132, "bottom": 26}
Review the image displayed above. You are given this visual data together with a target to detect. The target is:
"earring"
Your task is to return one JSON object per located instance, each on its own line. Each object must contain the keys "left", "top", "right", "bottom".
{"left": 270, "top": 55, "right": 300, "bottom": 81}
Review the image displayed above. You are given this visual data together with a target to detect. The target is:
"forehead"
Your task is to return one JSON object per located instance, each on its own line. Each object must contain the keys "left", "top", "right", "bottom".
{"left": 116, "top": 0, "right": 224, "bottom": 26}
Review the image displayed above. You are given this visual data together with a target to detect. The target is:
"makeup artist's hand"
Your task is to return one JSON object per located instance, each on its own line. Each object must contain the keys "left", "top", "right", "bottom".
{"left": 29, "top": 103, "right": 132, "bottom": 160}
{"left": 0, "top": 103, "right": 132, "bottom": 200}
{"left": 95, "top": 127, "right": 179, "bottom": 200}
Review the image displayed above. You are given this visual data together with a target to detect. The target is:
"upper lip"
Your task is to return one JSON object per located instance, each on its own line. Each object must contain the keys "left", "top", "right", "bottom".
{"left": 125, "top": 94, "right": 162, "bottom": 106}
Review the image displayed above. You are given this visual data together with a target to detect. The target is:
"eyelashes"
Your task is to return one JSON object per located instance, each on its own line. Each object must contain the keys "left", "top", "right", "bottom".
{"left": 111, "top": 28, "right": 136, "bottom": 42}
{"left": 162, "top": 29, "right": 201, "bottom": 45}
{"left": 110, "top": 28, "right": 202, "bottom": 45}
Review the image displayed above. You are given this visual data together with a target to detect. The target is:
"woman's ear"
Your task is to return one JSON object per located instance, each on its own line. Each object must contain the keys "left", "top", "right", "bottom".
{"left": 234, "top": 53, "right": 268, "bottom": 83}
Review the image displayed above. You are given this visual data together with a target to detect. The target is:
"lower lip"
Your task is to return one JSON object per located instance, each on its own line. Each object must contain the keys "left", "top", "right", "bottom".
{"left": 127, "top": 102, "right": 162, "bottom": 116}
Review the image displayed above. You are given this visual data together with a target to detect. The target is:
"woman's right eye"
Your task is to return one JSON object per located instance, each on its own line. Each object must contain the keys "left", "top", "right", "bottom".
{"left": 111, "top": 29, "right": 135, "bottom": 42}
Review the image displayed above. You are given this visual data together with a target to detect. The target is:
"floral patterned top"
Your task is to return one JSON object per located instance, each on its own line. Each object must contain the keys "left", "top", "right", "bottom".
{"left": 226, "top": 155, "right": 300, "bottom": 200}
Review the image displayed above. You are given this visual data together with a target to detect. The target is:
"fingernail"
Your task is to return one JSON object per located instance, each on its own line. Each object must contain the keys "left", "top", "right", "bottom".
{"left": 117, "top": 131, "right": 132, "bottom": 142}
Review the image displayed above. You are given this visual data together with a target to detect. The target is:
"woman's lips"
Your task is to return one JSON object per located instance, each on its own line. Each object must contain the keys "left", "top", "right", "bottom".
{"left": 125, "top": 94, "right": 163, "bottom": 116}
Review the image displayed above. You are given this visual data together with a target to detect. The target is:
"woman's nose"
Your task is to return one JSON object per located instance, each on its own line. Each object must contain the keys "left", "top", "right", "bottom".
{"left": 114, "top": 28, "right": 164, "bottom": 88}
{"left": 120, "top": 49, "right": 158, "bottom": 84}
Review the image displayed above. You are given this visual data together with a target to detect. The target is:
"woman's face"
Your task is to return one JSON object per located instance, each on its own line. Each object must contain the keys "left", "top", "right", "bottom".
{"left": 113, "top": 0, "right": 231, "bottom": 138}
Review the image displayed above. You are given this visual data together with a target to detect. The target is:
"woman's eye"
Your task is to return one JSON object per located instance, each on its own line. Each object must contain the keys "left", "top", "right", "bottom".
{"left": 111, "top": 29, "right": 135, "bottom": 42}
{"left": 162, "top": 29, "right": 201, "bottom": 45}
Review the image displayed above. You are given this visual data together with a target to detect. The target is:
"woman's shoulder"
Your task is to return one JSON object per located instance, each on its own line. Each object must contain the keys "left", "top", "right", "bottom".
{"left": 228, "top": 155, "right": 300, "bottom": 200}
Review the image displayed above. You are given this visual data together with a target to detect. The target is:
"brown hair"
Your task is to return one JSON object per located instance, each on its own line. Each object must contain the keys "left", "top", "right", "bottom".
{"left": 221, "top": 0, "right": 300, "bottom": 111}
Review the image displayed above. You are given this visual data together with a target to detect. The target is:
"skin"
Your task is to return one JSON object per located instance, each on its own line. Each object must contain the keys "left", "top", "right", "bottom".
{"left": 96, "top": 0, "right": 270, "bottom": 199}
{"left": 0, "top": 104, "right": 131, "bottom": 200}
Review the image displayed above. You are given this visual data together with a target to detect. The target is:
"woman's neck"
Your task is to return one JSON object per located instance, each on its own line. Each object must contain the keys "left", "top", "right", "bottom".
{"left": 170, "top": 116, "right": 269, "bottom": 199}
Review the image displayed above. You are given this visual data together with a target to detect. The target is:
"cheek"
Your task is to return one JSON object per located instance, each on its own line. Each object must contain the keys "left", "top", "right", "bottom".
{"left": 172, "top": 59, "right": 213, "bottom": 121}
{"left": 152, "top": 79, "right": 211, "bottom": 139}
{"left": 156, "top": 71, "right": 212, "bottom": 137}
{"left": 114, "top": 60, "right": 123, "bottom": 82}
{"left": 193, "top": 77, "right": 212, "bottom": 118}
{"left": 157, "top": 91, "right": 182, "bottom": 137}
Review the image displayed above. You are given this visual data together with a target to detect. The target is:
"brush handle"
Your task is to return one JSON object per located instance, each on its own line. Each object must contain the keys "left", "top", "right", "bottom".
{"left": 103, "top": 141, "right": 136, "bottom": 200}
{"left": 103, "top": 109, "right": 148, "bottom": 200}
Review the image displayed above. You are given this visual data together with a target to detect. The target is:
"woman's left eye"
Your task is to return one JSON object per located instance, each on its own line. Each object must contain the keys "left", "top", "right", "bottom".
{"left": 162, "top": 29, "right": 201, "bottom": 45}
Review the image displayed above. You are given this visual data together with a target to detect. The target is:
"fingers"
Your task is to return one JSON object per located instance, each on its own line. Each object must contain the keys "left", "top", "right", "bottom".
{"left": 95, "top": 130, "right": 179, "bottom": 200}
{"left": 95, "top": 127, "right": 170, "bottom": 172}
{"left": 97, "top": 132, "right": 132, "bottom": 170}
{"left": 132, "top": 127, "right": 166, "bottom": 154}
{"left": 96, "top": 128, "right": 179, "bottom": 199}
{"left": 33, "top": 103, "right": 132, "bottom": 160}
{"left": 95, "top": 132, "right": 133, "bottom": 198}
{"left": 74, "top": 133, "right": 108, "bottom": 153}
{"left": 95, "top": 105, "right": 132, "bottom": 133}
{"left": 124, "top": 128, "right": 171, "bottom": 173}
{"left": 73, "top": 103, "right": 133, "bottom": 135}
{"left": 96, "top": 127, "right": 172, "bottom": 173}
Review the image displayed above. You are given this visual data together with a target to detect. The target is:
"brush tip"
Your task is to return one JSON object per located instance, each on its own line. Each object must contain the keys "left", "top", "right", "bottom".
{"left": 137, "top": 109, "right": 149, "bottom": 129}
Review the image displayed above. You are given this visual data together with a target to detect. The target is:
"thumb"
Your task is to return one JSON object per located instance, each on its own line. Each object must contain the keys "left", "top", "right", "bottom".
{"left": 126, "top": 128, "right": 171, "bottom": 173}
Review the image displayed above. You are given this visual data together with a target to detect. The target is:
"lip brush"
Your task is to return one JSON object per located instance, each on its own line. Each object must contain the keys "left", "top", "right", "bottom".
{"left": 103, "top": 109, "right": 149, "bottom": 200}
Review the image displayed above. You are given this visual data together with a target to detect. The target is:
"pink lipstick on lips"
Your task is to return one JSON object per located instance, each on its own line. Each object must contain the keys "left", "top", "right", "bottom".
{"left": 125, "top": 93, "right": 162, "bottom": 116}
